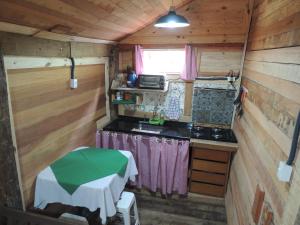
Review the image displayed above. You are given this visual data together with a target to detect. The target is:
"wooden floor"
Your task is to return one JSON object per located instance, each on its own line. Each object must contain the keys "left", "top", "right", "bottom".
{"left": 59, "top": 190, "right": 227, "bottom": 225}
{"left": 110, "top": 190, "right": 227, "bottom": 225}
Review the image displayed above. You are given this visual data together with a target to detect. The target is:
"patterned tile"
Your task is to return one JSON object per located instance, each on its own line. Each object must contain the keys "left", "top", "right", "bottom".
{"left": 139, "top": 82, "right": 185, "bottom": 120}
{"left": 192, "top": 88, "right": 235, "bottom": 126}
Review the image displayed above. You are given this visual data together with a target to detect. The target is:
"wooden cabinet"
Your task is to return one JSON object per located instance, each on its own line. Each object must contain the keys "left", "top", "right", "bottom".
{"left": 189, "top": 140, "right": 238, "bottom": 197}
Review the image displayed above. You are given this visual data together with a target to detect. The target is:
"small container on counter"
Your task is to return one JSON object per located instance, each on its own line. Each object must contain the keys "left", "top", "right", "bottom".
{"left": 124, "top": 93, "right": 132, "bottom": 100}
{"left": 116, "top": 91, "right": 123, "bottom": 100}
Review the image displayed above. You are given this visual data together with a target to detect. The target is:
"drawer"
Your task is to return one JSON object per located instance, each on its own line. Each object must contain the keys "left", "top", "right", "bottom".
{"left": 191, "top": 171, "right": 226, "bottom": 185}
{"left": 190, "top": 182, "right": 225, "bottom": 197}
{"left": 193, "top": 148, "right": 229, "bottom": 162}
{"left": 192, "top": 159, "right": 227, "bottom": 174}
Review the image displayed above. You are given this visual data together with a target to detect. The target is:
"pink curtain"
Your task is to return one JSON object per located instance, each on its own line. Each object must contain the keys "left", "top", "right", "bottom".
{"left": 135, "top": 45, "right": 143, "bottom": 76}
{"left": 96, "top": 131, "right": 190, "bottom": 195}
{"left": 181, "top": 44, "right": 197, "bottom": 80}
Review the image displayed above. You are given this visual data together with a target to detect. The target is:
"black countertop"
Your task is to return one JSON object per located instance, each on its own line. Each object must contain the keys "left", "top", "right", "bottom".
{"left": 103, "top": 116, "right": 192, "bottom": 140}
{"left": 103, "top": 116, "right": 238, "bottom": 143}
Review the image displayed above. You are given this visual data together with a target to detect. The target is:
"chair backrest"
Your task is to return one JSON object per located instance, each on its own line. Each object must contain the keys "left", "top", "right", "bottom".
{"left": 0, "top": 205, "right": 73, "bottom": 225}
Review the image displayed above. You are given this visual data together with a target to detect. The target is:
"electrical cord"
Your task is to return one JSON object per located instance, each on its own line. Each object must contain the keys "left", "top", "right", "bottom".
{"left": 287, "top": 111, "right": 300, "bottom": 165}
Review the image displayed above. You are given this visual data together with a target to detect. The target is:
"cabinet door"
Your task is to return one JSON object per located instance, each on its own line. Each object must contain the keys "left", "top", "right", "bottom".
{"left": 190, "top": 182, "right": 225, "bottom": 197}
{"left": 193, "top": 148, "right": 230, "bottom": 162}
{"left": 192, "top": 159, "right": 227, "bottom": 174}
{"left": 191, "top": 171, "right": 226, "bottom": 185}
{"left": 189, "top": 147, "right": 233, "bottom": 197}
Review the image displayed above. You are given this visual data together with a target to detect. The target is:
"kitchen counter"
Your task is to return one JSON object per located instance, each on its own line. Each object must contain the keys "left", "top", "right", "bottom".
{"left": 102, "top": 117, "right": 238, "bottom": 150}
{"left": 102, "top": 116, "right": 238, "bottom": 198}
{"left": 102, "top": 116, "right": 191, "bottom": 140}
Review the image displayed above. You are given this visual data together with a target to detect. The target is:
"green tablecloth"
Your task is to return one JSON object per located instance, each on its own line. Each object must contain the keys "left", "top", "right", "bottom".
{"left": 50, "top": 148, "right": 128, "bottom": 195}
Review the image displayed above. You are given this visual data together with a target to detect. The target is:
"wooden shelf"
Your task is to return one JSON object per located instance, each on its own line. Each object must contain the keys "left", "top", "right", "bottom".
{"left": 112, "top": 99, "right": 136, "bottom": 105}
{"left": 111, "top": 79, "right": 169, "bottom": 93}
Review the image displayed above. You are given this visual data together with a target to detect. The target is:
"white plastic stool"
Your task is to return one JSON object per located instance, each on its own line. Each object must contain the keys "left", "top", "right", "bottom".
{"left": 116, "top": 191, "right": 140, "bottom": 225}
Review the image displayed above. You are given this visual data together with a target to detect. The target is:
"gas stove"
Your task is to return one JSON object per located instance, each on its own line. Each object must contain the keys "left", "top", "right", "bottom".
{"left": 191, "top": 125, "right": 237, "bottom": 143}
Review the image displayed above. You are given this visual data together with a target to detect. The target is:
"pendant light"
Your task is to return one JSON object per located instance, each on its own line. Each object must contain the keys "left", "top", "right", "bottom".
{"left": 154, "top": 0, "right": 190, "bottom": 28}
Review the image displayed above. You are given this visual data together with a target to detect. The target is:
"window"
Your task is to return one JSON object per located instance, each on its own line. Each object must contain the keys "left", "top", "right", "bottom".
{"left": 142, "top": 49, "right": 185, "bottom": 75}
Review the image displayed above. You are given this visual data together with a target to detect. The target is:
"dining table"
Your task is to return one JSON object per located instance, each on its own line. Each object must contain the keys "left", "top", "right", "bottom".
{"left": 34, "top": 146, "right": 138, "bottom": 224}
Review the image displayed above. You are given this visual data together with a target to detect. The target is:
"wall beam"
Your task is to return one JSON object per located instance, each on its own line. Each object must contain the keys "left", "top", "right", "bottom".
{"left": 0, "top": 46, "right": 23, "bottom": 209}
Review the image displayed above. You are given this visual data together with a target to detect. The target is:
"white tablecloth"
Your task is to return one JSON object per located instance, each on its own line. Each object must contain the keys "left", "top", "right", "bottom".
{"left": 34, "top": 147, "right": 138, "bottom": 224}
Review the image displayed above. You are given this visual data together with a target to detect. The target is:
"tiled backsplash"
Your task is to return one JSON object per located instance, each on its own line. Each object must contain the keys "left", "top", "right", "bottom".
{"left": 122, "top": 81, "right": 186, "bottom": 120}
{"left": 192, "top": 87, "right": 236, "bottom": 126}
{"left": 121, "top": 79, "right": 236, "bottom": 126}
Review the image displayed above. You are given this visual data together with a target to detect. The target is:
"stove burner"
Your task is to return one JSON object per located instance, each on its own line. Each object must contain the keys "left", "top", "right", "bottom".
{"left": 190, "top": 125, "right": 237, "bottom": 143}
{"left": 193, "top": 132, "right": 204, "bottom": 138}
{"left": 193, "top": 126, "right": 205, "bottom": 131}
{"left": 212, "top": 128, "right": 222, "bottom": 133}
{"left": 212, "top": 133, "right": 223, "bottom": 139}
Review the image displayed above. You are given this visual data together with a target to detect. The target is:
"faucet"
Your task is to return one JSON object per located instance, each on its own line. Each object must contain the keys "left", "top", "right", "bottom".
{"left": 138, "top": 114, "right": 148, "bottom": 127}
{"left": 152, "top": 104, "right": 159, "bottom": 119}
{"left": 160, "top": 109, "right": 165, "bottom": 120}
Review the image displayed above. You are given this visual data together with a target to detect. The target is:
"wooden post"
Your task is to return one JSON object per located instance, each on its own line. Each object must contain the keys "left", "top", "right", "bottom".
{"left": 0, "top": 45, "right": 23, "bottom": 209}
{"left": 109, "top": 45, "right": 119, "bottom": 120}
{"left": 231, "top": 0, "right": 255, "bottom": 126}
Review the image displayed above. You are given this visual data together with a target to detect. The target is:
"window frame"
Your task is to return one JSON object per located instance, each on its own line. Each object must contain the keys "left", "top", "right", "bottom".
{"left": 142, "top": 48, "right": 185, "bottom": 76}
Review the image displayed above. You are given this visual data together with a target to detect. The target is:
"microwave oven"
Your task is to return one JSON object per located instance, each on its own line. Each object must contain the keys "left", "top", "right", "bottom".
{"left": 138, "top": 74, "right": 165, "bottom": 90}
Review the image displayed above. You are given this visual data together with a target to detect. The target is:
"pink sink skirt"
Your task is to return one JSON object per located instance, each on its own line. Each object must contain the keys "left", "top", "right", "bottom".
{"left": 96, "top": 131, "right": 190, "bottom": 195}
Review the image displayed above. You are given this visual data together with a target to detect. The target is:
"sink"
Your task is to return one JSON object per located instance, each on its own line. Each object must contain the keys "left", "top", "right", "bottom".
{"left": 131, "top": 128, "right": 162, "bottom": 134}
{"left": 131, "top": 123, "right": 163, "bottom": 134}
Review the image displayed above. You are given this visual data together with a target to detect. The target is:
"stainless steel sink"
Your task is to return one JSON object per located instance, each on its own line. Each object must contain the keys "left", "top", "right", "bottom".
{"left": 131, "top": 123, "right": 163, "bottom": 134}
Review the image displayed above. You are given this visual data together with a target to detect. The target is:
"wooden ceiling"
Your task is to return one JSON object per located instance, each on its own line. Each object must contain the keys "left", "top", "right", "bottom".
{"left": 0, "top": 0, "right": 193, "bottom": 42}
{"left": 120, "top": 0, "right": 250, "bottom": 44}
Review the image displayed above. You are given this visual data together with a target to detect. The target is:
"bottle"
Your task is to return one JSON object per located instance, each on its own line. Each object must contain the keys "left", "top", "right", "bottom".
{"left": 126, "top": 66, "right": 138, "bottom": 88}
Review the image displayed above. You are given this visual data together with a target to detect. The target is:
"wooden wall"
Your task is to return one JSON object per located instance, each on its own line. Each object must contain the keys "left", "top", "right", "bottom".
{"left": 120, "top": 0, "right": 250, "bottom": 45}
{"left": 118, "top": 0, "right": 251, "bottom": 77}
{"left": 6, "top": 63, "right": 107, "bottom": 207}
{"left": 226, "top": 0, "right": 300, "bottom": 225}
{"left": 0, "top": 48, "right": 23, "bottom": 209}
{"left": 197, "top": 48, "right": 242, "bottom": 76}
{"left": 110, "top": 0, "right": 251, "bottom": 123}
{"left": 0, "top": 32, "right": 111, "bottom": 58}
{"left": 0, "top": 0, "right": 192, "bottom": 41}
{"left": 118, "top": 0, "right": 253, "bottom": 76}
{"left": 0, "top": 32, "right": 111, "bottom": 207}
{"left": 117, "top": 43, "right": 243, "bottom": 121}
{"left": 119, "top": 45, "right": 243, "bottom": 76}
{"left": 119, "top": 50, "right": 134, "bottom": 73}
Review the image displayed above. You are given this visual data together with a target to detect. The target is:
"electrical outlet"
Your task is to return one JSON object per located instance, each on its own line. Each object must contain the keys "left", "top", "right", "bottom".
{"left": 70, "top": 78, "right": 78, "bottom": 89}
{"left": 277, "top": 161, "right": 293, "bottom": 182}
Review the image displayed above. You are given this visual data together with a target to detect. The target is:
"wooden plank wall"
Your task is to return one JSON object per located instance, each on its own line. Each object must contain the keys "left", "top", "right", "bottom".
{"left": 119, "top": 50, "right": 133, "bottom": 73}
{"left": 0, "top": 32, "right": 111, "bottom": 58}
{"left": 0, "top": 0, "right": 192, "bottom": 41}
{"left": 225, "top": 0, "right": 300, "bottom": 225}
{"left": 120, "top": 0, "right": 249, "bottom": 44}
{"left": 117, "top": 44, "right": 243, "bottom": 121}
{"left": 118, "top": 45, "right": 243, "bottom": 76}
{"left": 0, "top": 47, "right": 23, "bottom": 209}
{"left": 197, "top": 48, "right": 242, "bottom": 76}
{"left": 6, "top": 63, "right": 107, "bottom": 207}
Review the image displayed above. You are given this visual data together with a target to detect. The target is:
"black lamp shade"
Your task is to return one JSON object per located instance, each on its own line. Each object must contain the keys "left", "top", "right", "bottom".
{"left": 154, "top": 10, "right": 190, "bottom": 28}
